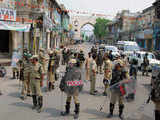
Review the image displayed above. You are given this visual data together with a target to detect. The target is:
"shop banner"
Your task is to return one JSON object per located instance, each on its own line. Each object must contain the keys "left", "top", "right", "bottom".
{"left": 0, "top": 21, "right": 31, "bottom": 32}
{"left": 0, "top": 8, "right": 16, "bottom": 21}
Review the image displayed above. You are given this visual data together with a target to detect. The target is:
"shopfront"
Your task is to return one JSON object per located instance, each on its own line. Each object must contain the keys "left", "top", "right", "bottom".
{"left": 144, "top": 29, "right": 153, "bottom": 51}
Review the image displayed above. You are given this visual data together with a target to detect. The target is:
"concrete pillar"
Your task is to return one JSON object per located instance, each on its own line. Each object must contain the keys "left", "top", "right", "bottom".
{"left": 12, "top": 31, "right": 17, "bottom": 50}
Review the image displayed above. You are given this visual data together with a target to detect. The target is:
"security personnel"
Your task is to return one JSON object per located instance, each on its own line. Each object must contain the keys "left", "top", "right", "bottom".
{"left": 85, "top": 52, "right": 92, "bottom": 81}
{"left": 78, "top": 49, "right": 85, "bottom": 69}
{"left": 96, "top": 50, "right": 103, "bottom": 74}
{"left": 19, "top": 53, "right": 32, "bottom": 100}
{"left": 89, "top": 54, "right": 97, "bottom": 95}
{"left": 107, "top": 61, "right": 129, "bottom": 119}
{"left": 30, "top": 55, "right": 44, "bottom": 113}
{"left": 47, "top": 50, "right": 56, "bottom": 91}
{"left": 54, "top": 49, "right": 61, "bottom": 81}
{"left": 60, "top": 58, "right": 83, "bottom": 119}
{"left": 39, "top": 48, "right": 47, "bottom": 74}
{"left": 142, "top": 53, "right": 149, "bottom": 76}
{"left": 103, "top": 53, "right": 112, "bottom": 96}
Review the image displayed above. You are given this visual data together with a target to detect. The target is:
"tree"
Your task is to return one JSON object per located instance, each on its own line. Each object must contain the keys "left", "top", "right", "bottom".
{"left": 93, "top": 18, "right": 111, "bottom": 41}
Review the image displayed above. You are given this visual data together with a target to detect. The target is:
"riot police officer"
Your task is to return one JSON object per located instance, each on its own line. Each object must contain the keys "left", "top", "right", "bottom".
{"left": 107, "top": 61, "right": 129, "bottom": 119}
{"left": 60, "top": 58, "right": 83, "bottom": 119}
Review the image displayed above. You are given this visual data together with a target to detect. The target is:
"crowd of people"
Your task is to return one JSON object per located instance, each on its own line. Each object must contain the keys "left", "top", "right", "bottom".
{"left": 0, "top": 43, "right": 160, "bottom": 120}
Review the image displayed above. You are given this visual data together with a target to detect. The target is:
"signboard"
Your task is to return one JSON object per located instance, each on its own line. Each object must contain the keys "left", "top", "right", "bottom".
{"left": 135, "top": 31, "right": 144, "bottom": 39}
{"left": 144, "top": 29, "right": 153, "bottom": 39}
{"left": 0, "top": 21, "right": 31, "bottom": 32}
{"left": 0, "top": 8, "right": 16, "bottom": 21}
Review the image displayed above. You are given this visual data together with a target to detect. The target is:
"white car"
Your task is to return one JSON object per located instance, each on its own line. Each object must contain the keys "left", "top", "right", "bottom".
{"left": 129, "top": 51, "right": 160, "bottom": 71}
{"left": 104, "top": 46, "right": 120, "bottom": 58}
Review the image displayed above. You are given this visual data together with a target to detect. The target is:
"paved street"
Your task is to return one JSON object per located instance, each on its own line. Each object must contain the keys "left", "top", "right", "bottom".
{"left": 0, "top": 43, "right": 155, "bottom": 120}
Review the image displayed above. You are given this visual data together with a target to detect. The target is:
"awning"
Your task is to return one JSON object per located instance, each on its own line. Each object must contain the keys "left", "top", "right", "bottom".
{"left": 0, "top": 21, "right": 31, "bottom": 32}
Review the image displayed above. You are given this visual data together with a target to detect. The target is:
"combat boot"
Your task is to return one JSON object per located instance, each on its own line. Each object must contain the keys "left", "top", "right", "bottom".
{"left": 61, "top": 102, "right": 70, "bottom": 116}
{"left": 37, "top": 96, "right": 43, "bottom": 113}
{"left": 32, "top": 95, "right": 37, "bottom": 109}
{"left": 155, "top": 110, "right": 160, "bottom": 120}
{"left": 107, "top": 103, "right": 114, "bottom": 118}
{"left": 119, "top": 104, "right": 124, "bottom": 119}
{"left": 48, "top": 82, "right": 52, "bottom": 91}
{"left": 74, "top": 103, "right": 80, "bottom": 119}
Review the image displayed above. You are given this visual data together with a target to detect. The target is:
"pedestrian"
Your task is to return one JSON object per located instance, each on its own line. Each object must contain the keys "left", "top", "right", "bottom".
{"left": 96, "top": 50, "right": 103, "bottom": 74}
{"left": 0, "top": 64, "right": 6, "bottom": 95}
{"left": 62, "top": 47, "right": 67, "bottom": 65}
{"left": 60, "top": 58, "right": 83, "bottom": 119}
{"left": 107, "top": 61, "right": 129, "bottom": 119}
{"left": 109, "top": 50, "right": 113, "bottom": 61}
{"left": 30, "top": 55, "right": 44, "bottom": 113}
{"left": 103, "top": 53, "right": 112, "bottom": 96}
{"left": 85, "top": 52, "right": 92, "bottom": 81}
{"left": 142, "top": 53, "right": 149, "bottom": 76}
{"left": 151, "top": 65, "right": 160, "bottom": 120}
{"left": 89, "top": 54, "right": 97, "bottom": 95}
{"left": 11, "top": 49, "right": 21, "bottom": 79}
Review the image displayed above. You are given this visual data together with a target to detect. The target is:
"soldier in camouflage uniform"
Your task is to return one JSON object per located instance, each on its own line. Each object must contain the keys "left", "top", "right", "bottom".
{"left": 107, "top": 61, "right": 129, "bottom": 119}
{"left": 18, "top": 53, "right": 32, "bottom": 100}
{"left": 60, "top": 58, "right": 83, "bottom": 119}
{"left": 103, "top": 53, "right": 112, "bottom": 96}
{"left": 30, "top": 55, "right": 44, "bottom": 113}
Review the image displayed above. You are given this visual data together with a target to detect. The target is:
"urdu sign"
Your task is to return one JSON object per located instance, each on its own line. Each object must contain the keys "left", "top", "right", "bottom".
{"left": 0, "top": 8, "right": 16, "bottom": 21}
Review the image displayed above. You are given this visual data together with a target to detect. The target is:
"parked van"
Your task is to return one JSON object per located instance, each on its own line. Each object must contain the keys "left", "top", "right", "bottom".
{"left": 116, "top": 41, "right": 140, "bottom": 56}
